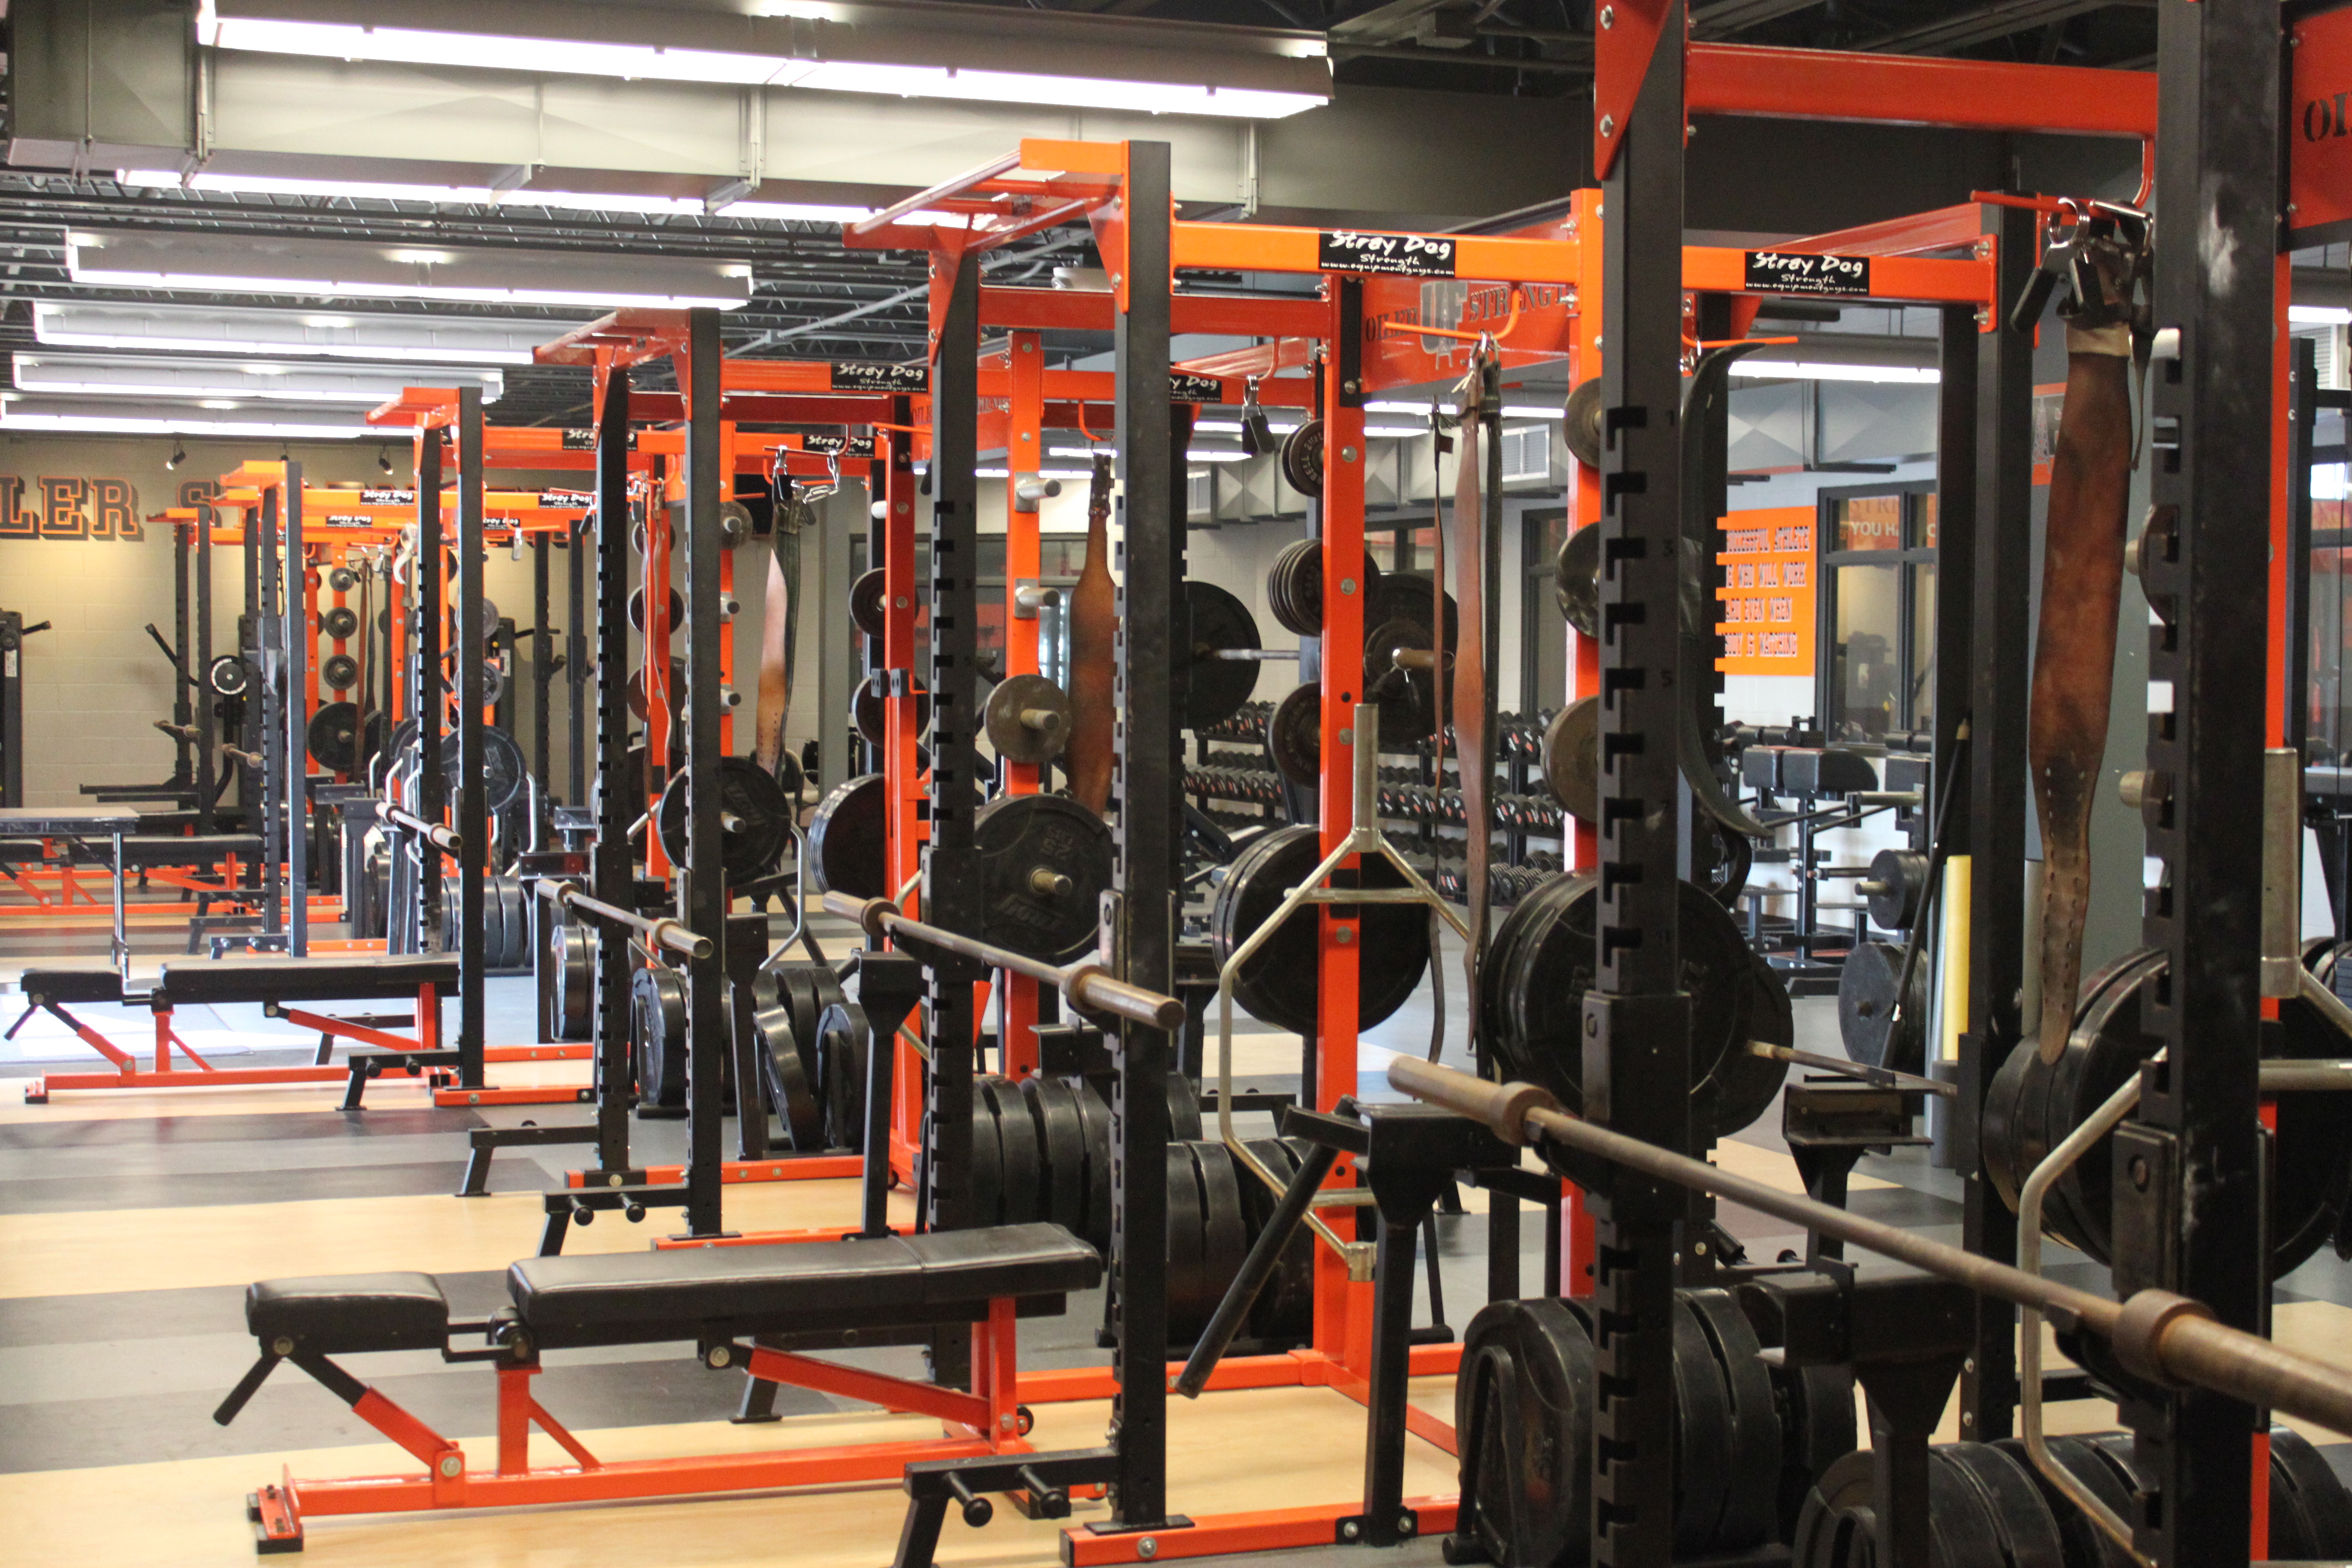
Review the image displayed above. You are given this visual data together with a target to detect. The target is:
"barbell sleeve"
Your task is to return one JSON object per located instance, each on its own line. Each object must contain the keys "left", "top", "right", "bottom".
{"left": 1383, "top": 1056, "right": 2352, "bottom": 1439}
{"left": 822, "top": 890, "right": 1185, "bottom": 1029}
{"left": 537, "top": 880, "right": 712, "bottom": 961}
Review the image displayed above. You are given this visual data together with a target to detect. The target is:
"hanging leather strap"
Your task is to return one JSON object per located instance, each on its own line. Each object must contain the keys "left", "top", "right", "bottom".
{"left": 1452, "top": 380, "right": 1494, "bottom": 1030}
{"left": 1067, "top": 454, "right": 1118, "bottom": 816}
{"left": 752, "top": 494, "right": 804, "bottom": 777}
{"left": 2030, "top": 322, "right": 2134, "bottom": 1063}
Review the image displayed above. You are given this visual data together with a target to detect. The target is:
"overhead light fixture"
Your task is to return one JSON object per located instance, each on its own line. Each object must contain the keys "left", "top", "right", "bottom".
{"left": 195, "top": 0, "right": 1330, "bottom": 119}
{"left": 12, "top": 352, "right": 504, "bottom": 405}
{"left": 166, "top": 441, "right": 187, "bottom": 470}
{"left": 66, "top": 229, "right": 755, "bottom": 311}
{"left": 114, "top": 168, "right": 938, "bottom": 227}
{"left": 1500, "top": 405, "right": 1566, "bottom": 419}
{"left": 1728, "top": 360, "right": 1940, "bottom": 385}
{"left": 2291, "top": 305, "right": 2352, "bottom": 327}
{"left": 1188, "top": 448, "right": 1252, "bottom": 463}
{"left": 33, "top": 300, "right": 569, "bottom": 365}
{"left": 0, "top": 395, "right": 369, "bottom": 439}
{"left": 377, "top": 445, "right": 395, "bottom": 475}
{"left": 1363, "top": 425, "right": 1429, "bottom": 439}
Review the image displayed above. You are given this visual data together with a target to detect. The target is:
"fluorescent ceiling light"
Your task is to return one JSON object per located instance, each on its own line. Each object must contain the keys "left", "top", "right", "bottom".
{"left": 1188, "top": 448, "right": 1251, "bottom": 462}
{"left": 1729, "top": 360, "right": 1940, "bottom": 385}
{"left": 1362, "top": 400, "right": 1428, "bottom": 415}
{"left": 1500, "top": 405, "right": 1565, "bottom": 419}
{"left": 0, "top": 395, "right": 368, "bottom": 439}
{"left": 118, "top": 167, "right": 956, "bottom": 226}
{"left": 1193, "top": 419, "right": 1243, "bottom": 433}
{"left": 196, "top": 0, "right": 1328, "bottom": 119}
{"left": 34, "top": 300, "right": 566, "bottom": 365}
{"left": 13, "top": 352, "right": 502, "bottom": 405}
{"left": 67, "top": 230, "right": 754, "bottom": 311}
{"left": 1364, "top": 425, "right": 1428, "bottom": 438}
{"left": 1048, "top": 445, "right": 1110, "bottom": 458}
{"left": 2292, "top": 305, "right": 2352, "bottom": 327}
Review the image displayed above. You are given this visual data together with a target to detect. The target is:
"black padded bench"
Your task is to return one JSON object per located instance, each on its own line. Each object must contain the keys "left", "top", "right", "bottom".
{"left": 216, "top": 1224, "right": 1110, "bottom": 1556}
{"left": 157, "top": 953, "right": 459, "bottom": 1006}
{"left": 19, "top": 962, "right": 129, "bottom": 1006}
{"left": 228, "top": 1225, "right": 1099, "bottom": 1370}
{"left": 219, "top": 1224, "right": 1099, "bottom": 1414}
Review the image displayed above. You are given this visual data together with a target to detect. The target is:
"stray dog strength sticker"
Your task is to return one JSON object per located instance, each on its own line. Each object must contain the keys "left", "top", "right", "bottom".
{"left": 1319, "top": 230, "right": 1458, "bottom": 278}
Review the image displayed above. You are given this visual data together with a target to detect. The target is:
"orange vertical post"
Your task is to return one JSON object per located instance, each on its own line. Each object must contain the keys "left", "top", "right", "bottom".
{"left": 1316, "top": 290, "right": 1371, "bottom": 1372}
{"left": 1000, "top": 330, "right": 1048, "bottom": 1078}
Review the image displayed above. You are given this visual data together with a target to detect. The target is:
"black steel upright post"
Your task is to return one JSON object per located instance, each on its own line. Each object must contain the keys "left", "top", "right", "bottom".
{"left": 569, "top": 518, "right": 589, "bottom": 807}
{"left": 258, "top": 484, "right": 285, "bottom": 942}
{"left": 457, "top": 392, "right": 488, "bottom": 1088}
{"left": 2121, "top": 4, "right": 2277, "bottom": 1562}
{"left": 681, "top": 310, "right": 730, "bottom": 1239}
{"left": 1956, "top": 204, "right": 2036, "bottom": 1444}
{"left": 418, "top": 433, "right": 446, "bottom": 957}
{"left": 1108, "top": 140, "right": 1178, "bottom": 1533}
{"left": 532, "top": 533, "right": 552, "bottom": 805}
{"left": 1932, "top": 305, "right": 1977, "bottom": 858}
{"left": 924, "top": 253, "right": 983, "bottom": 1255}
{"left": 285, "top": 465, "right": 308, "bottom": 957}
{"left": 171, "top": 516, "right": 194, "bottom": 784}
{"left": 591, "top": 369, "right": 635, "bottom": 1175}
{"left": 195, "top": 496, "right": 216, "bottom": 834}
{"left": 1587, "top": 16, "right": 1688, "bottom": 1568}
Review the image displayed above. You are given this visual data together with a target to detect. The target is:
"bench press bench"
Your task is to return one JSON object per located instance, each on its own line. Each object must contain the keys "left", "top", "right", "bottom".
{"left": 16, "top": 953, "right": 461, "bottom": 1101}
{"left": 217, "top": 1223, "right": 1112, "bottom": 1556}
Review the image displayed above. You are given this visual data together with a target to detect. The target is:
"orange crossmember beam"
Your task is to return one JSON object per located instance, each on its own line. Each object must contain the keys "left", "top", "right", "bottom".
{"left": 746, "top": 1345, "right": 990, "bottom": 1430}
{"left": 32, "top": 1066, "right": 348, "bottom": 1091}
{"left": 1687, "top": 43, "right": 2157, "bottom": 139}
{"left": 288, "top": 1436, "right": 997, "bottom": 1519}
{"left": 574, "top": 1154, "right": 864, "bottom": 1188}
{"left": 1062, "top": 1499, "right": 1461, "bottom": 1566}
{"left": 433, "top": 1085, "right": 593, "bottom": 1107}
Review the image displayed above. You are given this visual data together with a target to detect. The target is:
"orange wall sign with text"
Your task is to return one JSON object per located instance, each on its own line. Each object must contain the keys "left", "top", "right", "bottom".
{"left": 1716, "top": 506, "right": 1814, "bottom": 675}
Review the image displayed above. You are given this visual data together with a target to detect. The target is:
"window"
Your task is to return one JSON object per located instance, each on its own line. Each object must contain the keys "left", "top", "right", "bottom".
{"left": 1500, "top": 424, "right": 1550, "bottom": 483}
{"left": 1187, "top": 468, "right": 1213, "bottom": 517}
{"left": 1816, "top": 483, "right": 1937, "bottom": 743}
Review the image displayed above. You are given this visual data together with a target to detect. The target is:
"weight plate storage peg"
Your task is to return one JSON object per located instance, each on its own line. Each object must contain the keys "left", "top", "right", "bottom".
{"left": 849, "top": 568, "right": 889, "bottom": 639}
{"left": 654, "top": 756, "right": 794, "bottom": 883}
{"left": 320, "top": 652, "right": 360, "bottom": 692}
{"left": 1265, "top": 682, "right": 1321, "bottom": 790}
{"left": 420, "top": 724, "right": 529, "bottom": 812}
{"left": 971, "top": 793, "right": 1115, "bottom": 963}
{"left": 1479, "top": 873, "right": 1790, "bottom": 1141}
{"left": 631, "top": 965, "right": 689, "bottom": 1112}
{"left": 1542, "top": 696, "right": 1599, "bottom": 824}
{"left": 306, "top": 701, "right": 362, "bottom": 774}
{"left": 1280, "top": 418, "right": 1324, "bottom": 498}
{"left": 854, "top": 673, "right": 933, "bottom": 746}
{"left": 1210, "top": 824, "right": 1429, "bottom": 1035}
{"left": 1836, "top": 940, "right": 1928, "bottom": 1074}
{"left": 1181, "top": 580, "right": 1263, "bottom": 733}
{"left": 808, "top": 774, "right": 888, "bottom": 898}
{"left": 1265, "top": 538, "right": 1380, "bottom": 637}
{"left": 1863, "top": 848, "right": 1929, "bottom": 932}
{"left": 1555, "top": 522, "right": 1600, "bottom": 638}
{"left": 983, "top": 673, "right": 1072, "bottom": 766}
{"left": 1563, "top": 378, "right": 1605, "bottom": 471}
{"left": 628, "top": 585, "right": 685, "bottom": 633}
